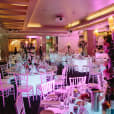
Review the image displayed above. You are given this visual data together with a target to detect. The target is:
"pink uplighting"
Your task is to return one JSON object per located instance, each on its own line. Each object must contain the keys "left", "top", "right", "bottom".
{"left": 26, "top": 36, "right": 41, "bottom": 38}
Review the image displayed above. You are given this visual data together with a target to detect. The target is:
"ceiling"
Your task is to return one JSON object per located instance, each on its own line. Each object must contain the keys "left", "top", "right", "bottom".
{"left": 0, "top": 0, "right": 29, "bottom": 30}
{"left": 27, "top": 0, "right": 113, "bottom": 26}
{"left": 0, "top": 0, "right": 113, "bottom": 34}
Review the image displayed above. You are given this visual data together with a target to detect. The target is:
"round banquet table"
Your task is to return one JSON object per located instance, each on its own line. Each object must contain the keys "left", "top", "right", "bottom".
{"left": 7, "top": 73, "right": 47, "bottom": 96}
{"left": 20, "top": 73, "right": 47, "bottom": 95}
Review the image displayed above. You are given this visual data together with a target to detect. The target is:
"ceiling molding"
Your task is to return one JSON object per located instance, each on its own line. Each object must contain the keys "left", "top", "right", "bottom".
{"left": 66, "top": 4, "right": 114, "bottom": 30}
{"left": 0, "top": 10, "right": 26, "bottom": 15}
{"left": 24, "top": 0, "right": 38, "bottom": 27}
{"left": 0, "top": 0, "right": 29, "bottom": 6}
{"left": 0, "top": 3, "right": 28, "bottom": 10}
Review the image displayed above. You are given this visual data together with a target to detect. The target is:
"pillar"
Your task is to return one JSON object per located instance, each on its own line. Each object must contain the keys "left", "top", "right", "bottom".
{"left": 87, "top": 30, "right": 96, "bottom": 56}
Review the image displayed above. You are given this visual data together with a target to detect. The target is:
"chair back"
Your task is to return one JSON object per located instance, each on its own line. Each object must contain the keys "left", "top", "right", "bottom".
{"left": 15, "top": 93, "right": 25, "bottom": 114}
{"left": 40, "top": 73, "right": 47, "bottom": 84}
{"left": 62, "top": 67, "right": 67, "bottom": 79}
{"left": 97, "top": 73, "right": 102, "bottom": 89}
{"left": 46, "top": 71, "right": 54, "bottom": 81}
{"left": 0, "top": 64, "right": 8, "bottom": 78}
{"left": 69, "top": 76, "right": 86, "bottom": 87}
{"left": 0, "top": 73, "right": 2, "bottom": 84}
{"left": 41, "top": 80, "right": 55, "bottom": 98}
{"left": 62, "top": 67, "right": 66, "bottom": 75}
{"left": 14, "top": 73, "right": 29, "bottom": 88}
{"left": 0, "top": 73, "right": 1, "bottom": 80}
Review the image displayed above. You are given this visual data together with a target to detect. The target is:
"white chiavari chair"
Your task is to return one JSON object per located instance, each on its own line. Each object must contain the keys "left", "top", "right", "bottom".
{"left": 36, "top": 73, "right": 47, "bottom": 100}
{"left": 15, "top": 93, "right": 25, "bottom": 114}
{"left": 69, "top": 76, "right": 86, "bottom": 87}
{"left": 40, "top": 80, "right": 56, "bottom": 108}
{"left": 55, "top": 67, "right": 67, "bottom": 89}
{"left": 0, "top": 73, "right": 15, "bottom": 107}
{"left": 69, "top": 76, "right": 87, "bottom": 94}
{"left": 15, "top": 73, "right": 34, "bottom": 107}
{"left": 41, "top": 80, "right": 55, "bottom": 100}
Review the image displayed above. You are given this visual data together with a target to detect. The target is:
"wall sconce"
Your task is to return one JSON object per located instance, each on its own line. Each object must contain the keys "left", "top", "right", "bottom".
{"left": 93, "top": 29, "right": 99, "bottom": 37}
{"left": 32, "top": 40, "right": 36, "bottom": 47}
{"left": 25, "top": 41, "right": 28, "bottom": 47}
{"left": 108, "top": 16, "right": 114, "bottom": 32}
{"left": 29, "top": 37, "right": 31, "bottom": 43}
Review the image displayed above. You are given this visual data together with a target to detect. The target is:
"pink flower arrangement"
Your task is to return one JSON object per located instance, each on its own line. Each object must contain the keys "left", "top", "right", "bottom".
{"left": 79, "top": 93, "right": 90, "bottom": 100}
{"left": 103, "top": 69, "right": 110, "bottom": 80}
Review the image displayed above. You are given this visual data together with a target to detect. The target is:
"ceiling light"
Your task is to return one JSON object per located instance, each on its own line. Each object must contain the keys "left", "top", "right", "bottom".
{"left": 46, "top": 36, "right": 50, "bottom": 39}
{"left": 108, "top": 16, "right": 114, "bottom": 32}
{"left": 66, "top": 20, "right": 80, "bottom": 28}
{"left": 11, "top": 4, "right": 28, "bottom": 6}
{"left": 108, "top": 15, "right": 114, "bottom": 24}
{"left": 27, "top": 24, "right": 42, "bottom": 27}
{"left": 26, "top": 36, "right": 41, "bottom": 38}
{"left": 93, "top": 29, "right": 99, "bottom": 36}
{"left": 86, "top": 5, "right": 114, "bottom": 21}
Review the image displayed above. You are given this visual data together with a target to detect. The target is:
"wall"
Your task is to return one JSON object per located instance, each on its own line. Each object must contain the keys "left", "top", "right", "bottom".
{"left": 0, "top": 27, "right": 8, "bottom": 61}
{"left": 58, "top": 31, "right": 79, "bottom": 53}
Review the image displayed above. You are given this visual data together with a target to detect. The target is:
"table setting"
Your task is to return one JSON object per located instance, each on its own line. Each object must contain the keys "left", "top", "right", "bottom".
{"left": 40, "top": 85, "right": 92, "bottom": 114}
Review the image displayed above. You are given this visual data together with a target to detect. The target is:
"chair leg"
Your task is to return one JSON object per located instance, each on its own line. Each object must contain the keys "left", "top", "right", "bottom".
{"left": 36, "top": 88, "right": 37, "bottom": 100}
{"left": 13, "top": 88, "right": 15, "bottom": 101}
{"left": 88, "top": 75, "right": 90, "bottom": 83}
{"left": 2, "top": 92, "right": 5, "bottom": 107}
{"left": 32, "top": 89, "right": 34, "bottom": 101}
{"left": 28, "top": 95, "right": 31, "bottom": 107}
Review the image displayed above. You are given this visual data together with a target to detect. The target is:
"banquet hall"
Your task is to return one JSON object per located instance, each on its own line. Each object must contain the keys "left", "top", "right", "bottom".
{"left": 0, "top": 0, "right": 114, "bottom": 114}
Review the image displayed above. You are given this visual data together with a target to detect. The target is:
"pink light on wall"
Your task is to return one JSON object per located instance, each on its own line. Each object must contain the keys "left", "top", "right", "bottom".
{"left": 26, "top": 36, "right": 41, "bottom": 39}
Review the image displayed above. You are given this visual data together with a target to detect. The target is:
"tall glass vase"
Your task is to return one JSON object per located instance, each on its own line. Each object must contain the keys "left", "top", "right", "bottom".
{"left": 103, "top": 108, "right": 111, "bottom": 114}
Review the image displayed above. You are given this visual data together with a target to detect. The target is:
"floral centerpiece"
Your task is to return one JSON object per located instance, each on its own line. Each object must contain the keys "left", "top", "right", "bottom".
{"left": 102, "top": 101, "right": 111, "bottom": 110}
{"left": 102, "top": 101, "right": 111, "bottom": 114}
{"left": 78, "top": 36, "right": 87, "bottom": 56}
{"left": 79, "top": 93, "right": 90, "bottom": 101}
{"left": 78, "top": 40, "right": 87, "bottom": 49}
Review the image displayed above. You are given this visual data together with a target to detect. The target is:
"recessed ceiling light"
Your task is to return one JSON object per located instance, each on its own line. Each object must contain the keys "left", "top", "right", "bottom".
{"left": 11, "top": 4, "right": 28, "bottom": 6}
{"left": 27, "top": 24, "right": 42, "bottom": 27}
{"left": 66, "top": 20, "right": 80, "bottom": 28}
{"left": 86, "top": 5, "right": 114, "bottom": 21}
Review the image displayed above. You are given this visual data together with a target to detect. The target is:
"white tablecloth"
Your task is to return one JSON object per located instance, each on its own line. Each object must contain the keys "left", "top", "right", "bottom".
{"left": 95, "top": 52, "right": 109, "bottom": 60}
